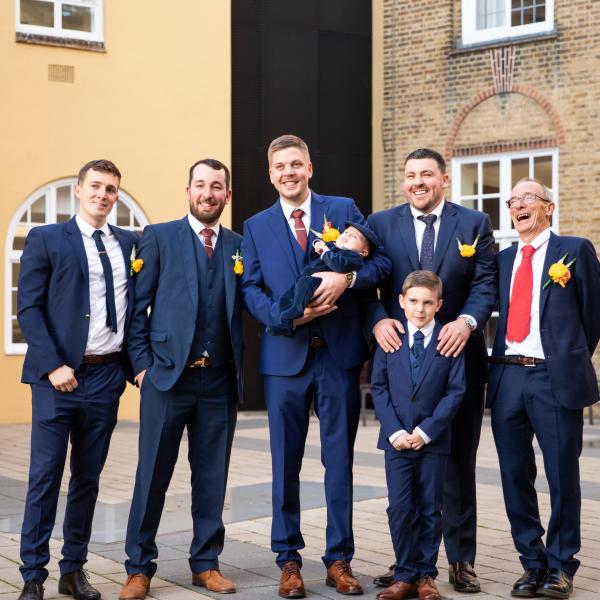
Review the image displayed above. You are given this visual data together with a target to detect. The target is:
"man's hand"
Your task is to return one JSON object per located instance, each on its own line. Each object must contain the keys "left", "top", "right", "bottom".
{"left": 293, "top": 304, "right": 338, "bottom": 328}
{"left": 310, "top": 271, "right": 349, "bottom": 306}
{"left": 135, "top": 369, "right": 146, "bottom": 388}
{"left": 437, "top": 318, "right": 471, "bottom": 357}
{"left": 373, "top": 318, "right": 405, "bottom": 353}
{"left": 392, "top": 434, "right": 411, "bottom": 451}
{"left": 406, "top": 431, "right": 426, "bottom": 450}
{"left": 48, "top": 365, "right": 78, "bottom": 393}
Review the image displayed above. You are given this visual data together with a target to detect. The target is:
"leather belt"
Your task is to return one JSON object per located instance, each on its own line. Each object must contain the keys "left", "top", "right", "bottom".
{"left": 82, "top": 352, "right": 121, "bottom": 365}
{"left": 489, "top": 355, "right": 545, "bottom": 367}
{"left": 187, "top": 356, "right": 212, "bottom": 368}
{"left": 309, "top": 336, "right": 326, "bottom": 349}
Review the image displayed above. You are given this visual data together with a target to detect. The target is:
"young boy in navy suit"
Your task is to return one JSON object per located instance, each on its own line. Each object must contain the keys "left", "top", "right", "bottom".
{"left": 371, "top": 270, "right": 466, "bottom": 600}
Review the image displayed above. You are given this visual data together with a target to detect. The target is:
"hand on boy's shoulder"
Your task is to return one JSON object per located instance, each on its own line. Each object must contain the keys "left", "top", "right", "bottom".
{"left": 373, "top": 318, "right": 405, "bottom": 353}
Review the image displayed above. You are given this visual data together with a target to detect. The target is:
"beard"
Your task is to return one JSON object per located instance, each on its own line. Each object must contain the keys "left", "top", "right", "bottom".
{"left": 189, "top": 200, "right": 226, "bottom": 226}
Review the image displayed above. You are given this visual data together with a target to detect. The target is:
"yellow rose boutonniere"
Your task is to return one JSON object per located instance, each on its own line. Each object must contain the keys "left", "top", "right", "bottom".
{"left": 543, "top": 253, "right": 575, "bottom": 289}
{"left": 130, "top": 244, "right": 144, "bottom": 275}
{"left": 456, "top": 234, "right": 479, "bottom": 258}
{"left": 232, "top": 249, "right": 244, "bottom": 276}
{"left": 310, "top": 214, "right": 340, "bottom": 242}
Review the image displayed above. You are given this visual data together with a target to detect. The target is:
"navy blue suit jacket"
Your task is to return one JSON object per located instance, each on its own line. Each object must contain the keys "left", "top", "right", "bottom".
{"left": 487, "top": 232, "right": 600, "bottom": 410}
{"left": 371, "top": 322, "right": 466, "bottom": 454}
{"left": 127, "top": 217, "right": 244, "bottom": 395}
{"left": 18, "top": 217, "right": 137, "bottom": 384}
{"left": 366, "top": 201, "right": 497, "bottom": 380}
{"left": 240, "top": 192, "right": 392, "bottom": 376}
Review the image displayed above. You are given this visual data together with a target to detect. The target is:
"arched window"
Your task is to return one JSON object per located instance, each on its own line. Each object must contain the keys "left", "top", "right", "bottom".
{"left": 5, "top": 177, "right": 149, "bottom": 354}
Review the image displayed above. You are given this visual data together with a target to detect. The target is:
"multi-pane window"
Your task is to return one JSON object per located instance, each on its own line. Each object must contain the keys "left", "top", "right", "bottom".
{"left": 16, "top": 0, "right": 103, "bottom": 42}
{"left": 463, "top": 0, "right": 554, "bottom": 45}
{"left": 5, "top": 178, "right": 148, "bottom": 354}
{"left": 451, "top": 150, "right": 558, "bottom": 349}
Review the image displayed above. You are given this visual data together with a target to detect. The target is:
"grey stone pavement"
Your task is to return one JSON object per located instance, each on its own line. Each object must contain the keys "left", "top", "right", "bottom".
{"left": 2, "top": 411, "right": 600, "bottom": 599}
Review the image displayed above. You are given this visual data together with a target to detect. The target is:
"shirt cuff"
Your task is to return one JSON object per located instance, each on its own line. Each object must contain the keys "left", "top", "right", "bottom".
{"left": 389, "top": 429, "right": 407, "bottom": 444}
{"left": 348, "top": 271, "right": 357, "bottom": 288}
{"left": 414, "top": 426, "right": 431, "bottom": 444}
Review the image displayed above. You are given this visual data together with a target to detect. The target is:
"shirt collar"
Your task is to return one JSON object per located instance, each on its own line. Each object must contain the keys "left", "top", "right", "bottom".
{"left": 517, "top": 227, "right": 551, "bottom": 252}
{"left": 76, "top": 214, "right": 111, "bottom": 238}
{"left": 280, "top": 191, "right": 312, "bottom": 221}
{"left": 187, "top": 212, "right": 221, "bottom": 237}
{"left": 409, "top": 198, "right": 446, "bottom": 221}
{"left": 406, "top": 318, "right": 436, "bottom": 341}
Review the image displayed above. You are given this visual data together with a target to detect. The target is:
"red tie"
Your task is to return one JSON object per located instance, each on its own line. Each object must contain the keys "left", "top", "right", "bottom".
{"left": 506, "top": 244, "right": 536, "bottom": 342}
{"left": 291, "top": 208, "right": 308, "bottom": 252}
{"left": 200, "top": 228, "right": 213, "bottom": 259}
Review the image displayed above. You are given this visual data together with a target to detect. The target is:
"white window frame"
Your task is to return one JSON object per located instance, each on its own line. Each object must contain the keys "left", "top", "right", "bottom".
{"left": 15, "top": 0, "right": 104, "bottom": 42}
{"left": 5, "top": 178, "right": 148, "bottom": 355}
{"left": 462, "top": 0, "right": 554, "bottom": 45}
{"left": 452, "top": 149, "right": 559, "bottom": 352}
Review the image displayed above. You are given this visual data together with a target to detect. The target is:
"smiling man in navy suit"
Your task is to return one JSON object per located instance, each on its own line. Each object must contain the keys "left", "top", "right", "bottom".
{"left": 241, "top": 134, "right": 391, "bottom": 598}
{"left": 487, "top": 179, "right": 600, "bottom": 599}
{"left": 17, "top": 160, "right": 137, "bottom": 600}
{"left": 367, "top": 148, "right": 496, "bottom": 593}
{"left": 119, "top": 159, "right": 243, "bottom": 600}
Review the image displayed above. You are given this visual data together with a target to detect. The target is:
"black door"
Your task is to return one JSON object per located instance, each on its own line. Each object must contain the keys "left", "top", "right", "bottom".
{"left": 232, "top": 0, "right": 372, "bottom": 409}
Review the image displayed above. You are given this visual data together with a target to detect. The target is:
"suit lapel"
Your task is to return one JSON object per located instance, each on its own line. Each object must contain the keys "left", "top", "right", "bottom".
{"left": 309, "top": 192, "right": 327, "bottom": 249}
{"left": 432, "top": 202, "right": 458, "bottom": 273}
{"left": 397, "top": 205, "right": 420, "bottom": 271}
{"left": 110, "top": 224, "right": 135, "bottom": 325}
{"left": 178, "top": 217, "right": 199, "bottom": 315}
{"left": 220, "top": 227, "right": 236, "bottom": 324}
{"left": 65, "top": 217, "right": 89, "bottom": 285}
{"left": 267, "top": 201, "right": 300, "bottom": 274}
{"left": 413, "top": 322, "right": 441, "bottom": 394}
{"left": 539, "top": 232, "right": 562, "bottom": 319}
{"left": 389, "top": 338, "right": 411, "bottom": 411}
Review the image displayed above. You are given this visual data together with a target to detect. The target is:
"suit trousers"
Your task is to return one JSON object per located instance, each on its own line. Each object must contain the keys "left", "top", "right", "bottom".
{"left": 124, "top": 363, "right": 237, "bottom": 578}
{"left": 20, "top": 362, "right": 124, "bottom": 583}
{"left": 385, "top": 450, "right": 447, "bottom": 583}
{"left": 491, "top": 364, "right": 582, "bottom": 575}
{"left": 264, "top": 346, "right": 361, "bottom": 568}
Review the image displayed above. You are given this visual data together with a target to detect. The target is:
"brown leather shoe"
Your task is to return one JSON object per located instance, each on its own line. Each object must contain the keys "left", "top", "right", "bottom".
{"left": 326, "top": 560, "right": 363, "bottom": 595}
{"left": 192, "top": 569, "right": 236, "bottom": 593}
{"left": 118, "top": 574, "right": 150, "bottom": 600}
{"left": 278, "top": 561, "right": 305, "bottom": 598}
{"left": 448, "top": 562, "right": 481, "bottom": 593}
{"left": 376, "top": 580, "right": 418, "bottom": 600}
{"left": 416, "top": 576, "right": 441, "bottom": 600}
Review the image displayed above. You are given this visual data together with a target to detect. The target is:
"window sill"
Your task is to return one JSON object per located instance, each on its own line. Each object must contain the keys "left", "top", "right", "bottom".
{"left": 453, "top": 29, "right": 558, "bottom": 55}
{"left": 16, "top": 32, "right": 105, "bottom": 52}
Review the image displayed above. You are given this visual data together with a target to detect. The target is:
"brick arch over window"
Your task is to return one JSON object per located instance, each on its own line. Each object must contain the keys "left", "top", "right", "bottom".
{"left": 445, "top": 86, "right": 566, "bottom": 158}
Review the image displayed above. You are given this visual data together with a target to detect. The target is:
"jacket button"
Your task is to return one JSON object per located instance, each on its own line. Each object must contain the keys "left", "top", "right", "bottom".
{"left": 85, "top": 314, "right": 90, "bottom": 320}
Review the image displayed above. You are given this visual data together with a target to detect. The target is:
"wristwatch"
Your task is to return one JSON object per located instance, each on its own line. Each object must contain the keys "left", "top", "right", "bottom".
{"left": 344, "top": 272, "right": 354, "bottom": 286}
{"left": 461, "top": 315, "right": 477, "bottom": 332}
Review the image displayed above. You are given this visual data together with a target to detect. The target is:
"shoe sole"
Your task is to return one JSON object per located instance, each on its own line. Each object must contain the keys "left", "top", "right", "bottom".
{"left": 325, "top": 577, "right": 363, "bottom": 595}
{"left": 191, "top": 581, "right": 235, "bottom": 594}
{"left": 278, "top": 591, "right": 306, "bottom": 599}
{"left": 535, "top": 590, "right": 571, "bottom": 599}
{"left": 448, "top": 575, "right": 481, "bottom": 593}
{"left": 58, "top": 584, "right": 101, "bottom": 600}
{"left": 510, "top": 590, "right": 539, "bottom": 598}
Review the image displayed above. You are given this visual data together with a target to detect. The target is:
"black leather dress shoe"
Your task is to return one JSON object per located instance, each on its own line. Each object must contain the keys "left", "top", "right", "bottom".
{"left": 373, "top": 564, "right": 396, "bottom": 588}
{"left": 448, "top": 562, "right": 481, "bottom": 593}
{"left": 18, "top": 580, "right": 44, "bottom": 600}
{"left": 511, "top": 568, "right": 547, "bottom": 597}
{"left": 536, "top": 569, "right": 573, "bottom": 599}
{"left": 58, "top": 569, "right": 101, "bottom": 600}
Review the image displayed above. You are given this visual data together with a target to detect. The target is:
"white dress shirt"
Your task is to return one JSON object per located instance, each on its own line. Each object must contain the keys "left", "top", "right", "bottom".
{"left": 76, "top": 215, "right": 127, "bottom": 355}
{"left": 505, "top": 228, "right": 551, "bottom": 359}
{"left": 187, "top": 212, "right": 221, "bottom": 246}
{"left": 389, "top": 319, "right": 436, "bottom": 446}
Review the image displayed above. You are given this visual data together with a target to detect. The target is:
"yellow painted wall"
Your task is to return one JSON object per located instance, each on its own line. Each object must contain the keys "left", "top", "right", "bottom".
{"left": 0, "top": 1, "right": 231, "bottom": 423}
{"left": 372, "top": 0, "right": 385, "bottom": 213}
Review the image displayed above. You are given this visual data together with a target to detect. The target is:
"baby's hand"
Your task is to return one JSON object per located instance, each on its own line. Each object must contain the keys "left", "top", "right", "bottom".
{"left": 392, "top": 434, "right": 411, "bottom": 451}
{"left": 313, "top": 240, "right": 327, "bottom": 255}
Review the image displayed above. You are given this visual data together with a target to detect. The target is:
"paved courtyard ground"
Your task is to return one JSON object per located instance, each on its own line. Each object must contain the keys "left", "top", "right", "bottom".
{"left": 2, "top": 411, "right": 600, "bottom": 599}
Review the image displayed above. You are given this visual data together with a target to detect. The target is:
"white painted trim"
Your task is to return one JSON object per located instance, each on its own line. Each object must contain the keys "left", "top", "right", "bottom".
{"left": 4, "top": 178, "right": 148, "bottom": 355}
{"left": 462, "top": 0, "right": 554, "bottom": 45}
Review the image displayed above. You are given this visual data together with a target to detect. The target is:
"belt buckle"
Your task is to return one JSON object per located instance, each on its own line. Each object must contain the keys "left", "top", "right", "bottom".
{"left": 522, "top": 356, "right": 536, "bottom": 367}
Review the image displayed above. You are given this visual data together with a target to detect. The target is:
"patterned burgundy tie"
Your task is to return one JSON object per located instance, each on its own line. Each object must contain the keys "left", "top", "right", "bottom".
{"left": 291, "top": 208, "right": 308, "bottom": 252}
{"left": 200, "top": 228, "right": 214, "bottom": 259}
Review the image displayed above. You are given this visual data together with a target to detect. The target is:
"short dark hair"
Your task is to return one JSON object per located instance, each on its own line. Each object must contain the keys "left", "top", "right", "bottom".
{"left": 268, "top": 134, "right": 311, "bottom": 163}
{"left": 77, "top": 159, "right": 121, "bottom": 185}
{"left": 401, "top": 270, "right": 443, "bottom": 299}
{"left": 188, "top": 158, "right": 231, "bottom": 190}
{"left": 404, "top": 148, "right": 446, "bottom": 174}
